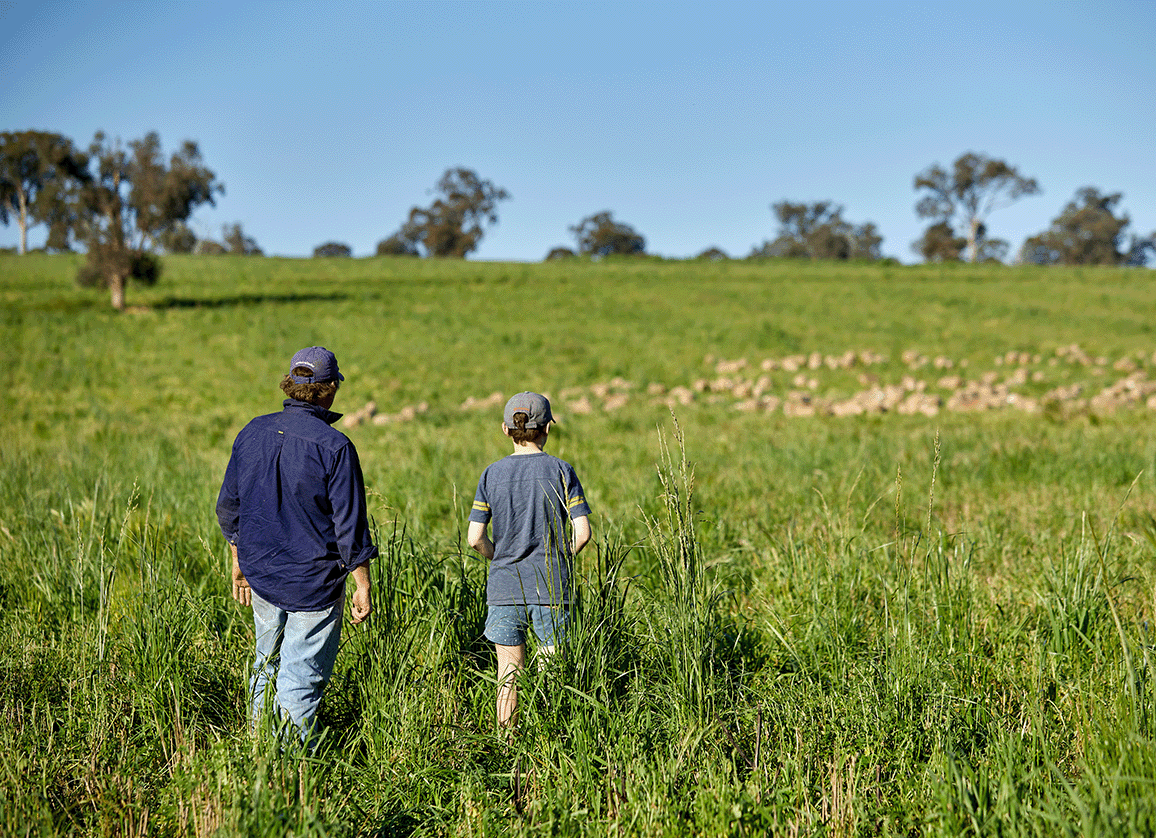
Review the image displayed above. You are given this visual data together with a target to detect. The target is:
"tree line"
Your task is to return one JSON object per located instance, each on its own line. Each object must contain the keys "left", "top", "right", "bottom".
{"left": 2, "top": 130, "right": 1153, "bottom": 309}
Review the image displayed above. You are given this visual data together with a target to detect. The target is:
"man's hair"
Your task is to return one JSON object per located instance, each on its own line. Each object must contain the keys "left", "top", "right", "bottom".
{"left": 508, "top": 411, "right": 547, "bottom": 444}
{"left": 280, "top": 368, "right": 340, "bottom": 404}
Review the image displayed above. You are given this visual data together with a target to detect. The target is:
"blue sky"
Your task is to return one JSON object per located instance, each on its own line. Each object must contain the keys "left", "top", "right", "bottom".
{"left": 2, "top": 0, "right": 1154, "bottom": 262}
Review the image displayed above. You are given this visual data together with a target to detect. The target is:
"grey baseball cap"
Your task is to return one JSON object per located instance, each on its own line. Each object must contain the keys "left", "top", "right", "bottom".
{"left": 289, "top": 346, "right": 344, "bottom": 383}
{"left": 503, "top": 391, "right": 553, "bottom": 429}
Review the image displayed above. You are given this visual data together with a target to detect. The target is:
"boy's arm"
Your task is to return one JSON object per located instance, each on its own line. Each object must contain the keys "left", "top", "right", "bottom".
{"left": 467, "top": 520, "right": 494, "bottom": 560}
{"left": 571, "top": 515, "right": 591, "bottom": 555}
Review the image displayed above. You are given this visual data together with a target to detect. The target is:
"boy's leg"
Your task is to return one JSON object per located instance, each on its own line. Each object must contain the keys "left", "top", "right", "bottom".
{"left": 495, "top": 642, "right": 525, "bottom": 729}
{"left": 250, "top": 590, "right": 288, "bottom": 733}
{"left": 485, "top": 605, "right": 530, "bottom": 732}
{"left": 275, "top": 591, "right": 345, "bottom": 743}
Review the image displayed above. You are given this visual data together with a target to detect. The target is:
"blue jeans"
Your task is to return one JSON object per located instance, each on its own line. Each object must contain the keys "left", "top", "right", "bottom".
{"left": 250, "top": 588, "right": 345, "bottom": 742}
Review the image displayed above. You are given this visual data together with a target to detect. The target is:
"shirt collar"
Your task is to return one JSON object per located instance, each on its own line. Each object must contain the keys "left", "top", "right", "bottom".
{"left": 282, "top": 398, "right": 342, "bottom": 426}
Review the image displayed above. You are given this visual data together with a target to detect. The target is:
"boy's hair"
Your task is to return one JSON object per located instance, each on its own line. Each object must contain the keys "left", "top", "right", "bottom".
{"left": 280, "top": 368, "right": 340, "bottom": 404}
{"left": 508, "top": 411, "right": 547, "bottom": 444}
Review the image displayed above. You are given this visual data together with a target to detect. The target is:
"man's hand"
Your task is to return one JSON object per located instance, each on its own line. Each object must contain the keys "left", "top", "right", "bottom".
{"left": 349, "top": 562, "right": 372, "bottom": 624}
{"left": 350, "top": 586, "right": 371, "bottom": 624}
{"left": 230, "top": 543, "right": 251, "bottom": 607}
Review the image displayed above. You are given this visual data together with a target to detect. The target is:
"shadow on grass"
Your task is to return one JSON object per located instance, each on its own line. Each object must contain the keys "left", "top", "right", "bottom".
{"left": 20, "top": 291, "right": 351, "bottom": 314}
{"left": 153, "top": 292, "right": 350, "bottom": 309}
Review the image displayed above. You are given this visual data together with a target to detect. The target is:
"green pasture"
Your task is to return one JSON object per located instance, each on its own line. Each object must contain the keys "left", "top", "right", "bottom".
{"left": 3, "top": 253, "right": 1156, "bottom": 836}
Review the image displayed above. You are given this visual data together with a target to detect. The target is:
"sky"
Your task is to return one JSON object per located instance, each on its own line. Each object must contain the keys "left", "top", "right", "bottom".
{"left": 2, "top": 0, "right": 1154, "bottom": 262}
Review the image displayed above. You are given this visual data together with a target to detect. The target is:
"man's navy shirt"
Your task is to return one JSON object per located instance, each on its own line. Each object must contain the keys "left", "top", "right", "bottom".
{"left": 217, "top": 399, "right": 378, "bottom": 610}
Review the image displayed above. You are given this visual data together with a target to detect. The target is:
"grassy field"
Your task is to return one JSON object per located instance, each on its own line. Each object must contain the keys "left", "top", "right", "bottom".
{"left": 3, "top": 253, "right": 1156, "bottom": 836}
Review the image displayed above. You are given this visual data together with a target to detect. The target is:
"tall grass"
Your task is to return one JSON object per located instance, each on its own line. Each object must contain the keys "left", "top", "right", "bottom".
{"left": 3, "top": 254, "right": 1156, "bottom": 835}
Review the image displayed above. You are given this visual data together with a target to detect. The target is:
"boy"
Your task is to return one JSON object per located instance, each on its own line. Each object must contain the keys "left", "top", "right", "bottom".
{"left": 467, "top": 392, "right": 592, "bottom": 732}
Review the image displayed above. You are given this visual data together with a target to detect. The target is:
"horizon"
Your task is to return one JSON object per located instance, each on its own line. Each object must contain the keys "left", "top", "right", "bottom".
{"left": 2, "top": 0, "right": 1154, "bottom": 263}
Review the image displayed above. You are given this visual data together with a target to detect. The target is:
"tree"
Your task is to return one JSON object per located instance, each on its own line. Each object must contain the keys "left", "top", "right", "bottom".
{"left": 974, "top": 232, "right": 1010, "bottom": 263}
{"left": 160, "top": 221, "right": 197, "bottom": 254}
{"left": 195, "top": 239, "right": 227, "bottom": 255}
{"left": 1126, "top": 233, "right": 1156, "bottom": 267}
{"left": 1019, "top": 187, "right": 1153, "bottom": 266}
{"left": 313, "top": 241, "right": 351, "bottom": 258}
{"left": 382, "top": 168, "right": 510, "bottom": 258}
{"left": 914, "top": 152, "right": 1039, "bottom": 263}
{"left": 0, "top": 131, "right": 89, "bottom": 254}
{"left": 77, "top": 131, "right": 222, "bottom": 310}
{"left": 223, "top": 222, "right": 262, "bottom": 255}
{"left": 544, "top": 246, "right": 575, "bottom": 261}
{"left": 570, "top": 211, "right": 646, "bottom": 257}
{"left": 750, "top": 201, "right": 882, "bottom": 261}
{"left": 913, "top": 221, "right": 965, "bottom": 262}
{"left": 914, "top": 220, "right": 1007, "bottom": 263}
{"left": 696, "top": 246, "right": 729, "bottom": 261}
{"left": 45, "top": 207, "right": 80, "bottom": 252}
{"left": 188, "top": 223, "right": 262, "bottom": 256}
{"left": 376, "top": 221, "right": 421, "bottom": 256}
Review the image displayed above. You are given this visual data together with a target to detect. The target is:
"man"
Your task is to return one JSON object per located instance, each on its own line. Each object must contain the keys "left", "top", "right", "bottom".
{"left": 217, "top": 346, "right": 376, "bottom": 743}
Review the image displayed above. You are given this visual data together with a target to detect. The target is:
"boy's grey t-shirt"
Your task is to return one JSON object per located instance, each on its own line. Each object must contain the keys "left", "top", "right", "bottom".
{"left": 469, "top": 452, "right": 591, "bottom": 605}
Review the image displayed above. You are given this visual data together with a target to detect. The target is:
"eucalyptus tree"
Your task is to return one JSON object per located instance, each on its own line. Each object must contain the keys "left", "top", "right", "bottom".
{"left": 313, "top": 241, "right": 352, "bottom": 257}
{"left": 912, "top": 221, "right": 966, "bottom": 262}
{"left": 1020, "top": 187, "right": 1154, "bottom": 266}
{"left": 0, "top": 130, "right": 88, "bottom": 253}
{"left": 223, "top": 222, "right": 262, "bottom": 255}
{"left": 914, "top": 152, "right": 1039, "bottom": 263}
{"left": 570, "top": 211, "right": 646, "bottom": 257}
{"left": 381, "top": 168, "right": 510, "bottom": 258}
{"left": 544, "top": 246, "right": 576, "bottom": 261}
{"left": 376, "top": 217, "right": 422, "bottom": 256}
{"left": 751, "top": 201, "right": 882, "bottom": 260}
{"left": 77, "top": 131, "right": 222, "bottom": 310}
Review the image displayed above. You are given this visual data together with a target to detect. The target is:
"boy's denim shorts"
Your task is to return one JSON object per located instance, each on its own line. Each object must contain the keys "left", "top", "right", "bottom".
{"left": 485, "top": 603, "right": 569, "bottom": 647}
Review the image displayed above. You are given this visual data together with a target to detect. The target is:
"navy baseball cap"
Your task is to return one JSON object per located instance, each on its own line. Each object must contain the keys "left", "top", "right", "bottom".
{"left": 289, "top": 346, "right": 344, "bottom": 383}
{"left": 503, "top": 392, "right": 552, "bottom": 429}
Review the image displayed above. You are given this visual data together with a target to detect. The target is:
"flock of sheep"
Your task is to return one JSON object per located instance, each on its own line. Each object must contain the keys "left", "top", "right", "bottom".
{"left": 341, "top": 344, "right": 1156, "bottom": 429}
